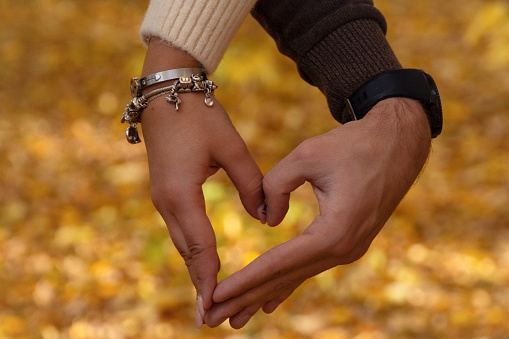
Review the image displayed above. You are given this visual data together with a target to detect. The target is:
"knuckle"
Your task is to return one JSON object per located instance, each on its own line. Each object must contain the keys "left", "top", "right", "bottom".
{"left": 262, "top": 173, "right": 277, "bottom": 196}
{"left": 294, "top": 137, "right": 321, "bottom": 162}
{"left": 188, "top": 242, "right": 209, "bottom": 258}
{"left": 178, "top": 242, "right": 216, "bottom": 269}
{"left": 263, "top": 169, "right": 290, "bottom": 199}
{"left": 178, "top": 249, "right": 194, "bottom": 268}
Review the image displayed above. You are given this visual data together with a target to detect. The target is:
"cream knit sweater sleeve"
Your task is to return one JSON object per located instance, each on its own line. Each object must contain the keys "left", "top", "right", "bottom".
{"left": 140, "top": 0, "right": 257, "bottom": 74}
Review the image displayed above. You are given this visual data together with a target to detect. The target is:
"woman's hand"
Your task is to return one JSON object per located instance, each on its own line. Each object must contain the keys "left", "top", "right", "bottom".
{"left": 140, "top": 39, "right": 265, "bottom": 326}
{"left": 204, "top": 98, "right": 431, "bottom": 329}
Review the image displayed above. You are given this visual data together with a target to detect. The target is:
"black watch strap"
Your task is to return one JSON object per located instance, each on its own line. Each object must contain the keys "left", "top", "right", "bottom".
{"left": 342, "top": 69, "right": 443, "bottom": 138}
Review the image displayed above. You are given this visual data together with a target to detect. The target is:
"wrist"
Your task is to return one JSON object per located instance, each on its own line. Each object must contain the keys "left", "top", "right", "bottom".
{"left": 367, "top": 97, "right": 431, "bottom": 155}
{"left": 141, "top": 38, "right": 203, "bottom": 78}
{"left": 370, "top": 97, "right": 430, "bottom": 133}
{"left": 121, "top": 40, "right": 216, "bottom": 143}
{"left": 342, "top": 69, "right": 443, "bottom": 138}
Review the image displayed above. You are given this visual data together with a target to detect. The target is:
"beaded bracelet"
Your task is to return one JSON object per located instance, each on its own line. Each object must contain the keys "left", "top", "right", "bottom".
{"left": 121, "top": 70, "right": 217, "bottom": 144}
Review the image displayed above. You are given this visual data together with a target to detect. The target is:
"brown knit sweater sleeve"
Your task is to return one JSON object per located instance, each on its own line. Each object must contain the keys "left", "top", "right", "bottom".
{"left": 251, "top": 0, "right": 402, "bottom": 122}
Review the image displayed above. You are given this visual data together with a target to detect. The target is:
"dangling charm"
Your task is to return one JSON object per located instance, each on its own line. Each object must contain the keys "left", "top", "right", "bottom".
{"left": 203, "top": 79, "right": 217, "bottom": 107}
{"left": 126, "top": 124, "right": 141, "bottom": 144}
{"left": 166, "top": 93, "right": 181, "bottom": 110}
{"left": 204, "top": 96, "right": 214, "bottom": 107}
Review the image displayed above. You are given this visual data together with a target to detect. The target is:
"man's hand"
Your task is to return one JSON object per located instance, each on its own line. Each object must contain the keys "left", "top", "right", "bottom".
{"left": 205, "top": 98, "right": 432, "bottom": 329}
{"left": 140, "top": 39, "right": 265, "bottom": 326}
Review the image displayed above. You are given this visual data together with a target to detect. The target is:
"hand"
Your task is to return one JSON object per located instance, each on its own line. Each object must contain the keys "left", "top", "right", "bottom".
{"left": 140, "top": 39, "right": 265, "bottom": 326}
{"left": 205, "top": 98, "right": 431, "bottom": 328}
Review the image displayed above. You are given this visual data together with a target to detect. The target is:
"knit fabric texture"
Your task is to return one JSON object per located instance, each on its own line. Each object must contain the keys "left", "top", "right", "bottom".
{"left": 140, "top": 0, "right": 257, "bottom": 74}
{"left": 251, "top": 0, "right": 402, "bottom": 122}
{"left": 300, "top": 19, "right": 402, "bottom": 121}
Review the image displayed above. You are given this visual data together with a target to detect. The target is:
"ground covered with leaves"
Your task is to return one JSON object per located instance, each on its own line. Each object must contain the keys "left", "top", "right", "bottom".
{"left": 1, "top": 0, "right": 509, "bottom": 338}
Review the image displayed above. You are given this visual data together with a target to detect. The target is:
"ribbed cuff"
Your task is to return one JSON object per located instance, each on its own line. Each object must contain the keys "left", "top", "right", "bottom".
{"left": 298, "top": 19, "right": 402, "bottom": 122}
{"left": 140, "top": 0, "right": 257, "bottom": 74}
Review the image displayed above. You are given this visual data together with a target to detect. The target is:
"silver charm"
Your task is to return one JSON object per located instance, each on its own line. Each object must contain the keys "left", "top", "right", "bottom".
{"left": 126, "top": 124, "right": 141, "bottom": 144}
{"left": 204, "top": 96, "right": 214, "bottom": 107}
{"left": 179, "top": 76, "right": 193, "bottom": 90}
{"left": 130, "top": 77, "right": 142, "bottom": 98}
{"left": 130, "top": 97, "right": 146, "bottom": 111}
{"left": 166, "top": 93, "right": 181, "bottom": 110}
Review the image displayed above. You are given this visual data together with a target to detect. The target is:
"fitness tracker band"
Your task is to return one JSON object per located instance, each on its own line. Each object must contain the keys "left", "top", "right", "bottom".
{"left": 342, "top": 69, "right": 443, "bottom": 138}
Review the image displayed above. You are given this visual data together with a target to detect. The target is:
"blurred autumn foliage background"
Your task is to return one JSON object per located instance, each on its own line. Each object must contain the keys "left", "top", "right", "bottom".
{"left": 1, "top": 0, "right": 509, "bottom": 338}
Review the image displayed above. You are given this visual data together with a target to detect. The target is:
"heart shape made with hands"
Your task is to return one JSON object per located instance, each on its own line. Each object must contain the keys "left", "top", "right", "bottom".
{"left": 144, "top": 94, "right": 431, "bottom": 329}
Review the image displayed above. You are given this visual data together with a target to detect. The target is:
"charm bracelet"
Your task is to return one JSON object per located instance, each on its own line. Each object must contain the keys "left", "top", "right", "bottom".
{"left": 121, "top": 68, "right": 217, "bottom": 144}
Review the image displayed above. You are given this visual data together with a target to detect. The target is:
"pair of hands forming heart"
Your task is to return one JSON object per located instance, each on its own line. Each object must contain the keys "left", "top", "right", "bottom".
{"left": 140, "top": 40, "right": 432, "bottom": 329}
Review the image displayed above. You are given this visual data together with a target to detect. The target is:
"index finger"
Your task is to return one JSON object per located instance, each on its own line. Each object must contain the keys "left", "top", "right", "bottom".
{"left": 212, "top": 219, "right": 327, "bottom": 303}
{"left": 154, "top": 182, "right": 220, "bottom": 311}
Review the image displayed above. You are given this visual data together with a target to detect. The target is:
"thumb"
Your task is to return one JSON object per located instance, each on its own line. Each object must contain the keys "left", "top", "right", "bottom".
{"left": 215, "top": 140, "right": 265, "bottom": 221}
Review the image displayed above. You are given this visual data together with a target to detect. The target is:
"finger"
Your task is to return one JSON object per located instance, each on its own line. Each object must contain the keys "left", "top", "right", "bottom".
{"left": 213, "top": 223, "right": 323, "bottom": 303}
{"left": 212, "top": 212, "right": 360, "bottom": 303}
{"left": 205, "top": 292, "right": 264, "bottom": 328}
{"left": 228, "top": 304, "right": 263, "bottom": 329}
{"left": 208, "top": 250, "right": 339, "bottom": 324}
{"left": 214, "top": 136, "right": 265, "bottom": 221}
{"left": 174, "top": 198, "right": 219, "bottom": 311}
{"left": 155, "top": 184, "right": 219, "bottom": 311}
{"left": 160, "top": 212, "right": 218, "bottom": 323}
{"left": 212, "top": 210, "right": 378, "bottom": 313}
{"left": 207, "top": 257, "right": 314, "bottom": 327}
{"left": 262, "top": 287, "right": 295, "bottom": 314}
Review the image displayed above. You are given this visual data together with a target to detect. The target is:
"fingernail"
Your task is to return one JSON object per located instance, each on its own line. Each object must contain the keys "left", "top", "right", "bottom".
{"left": 197, "top": 295, "right": 205, "bottom": 319}
{"left": 258, "top": 204, "right": 267, "bottom": 224}
{"left": 195, "top": 307, "right": 203, "bottom": 329}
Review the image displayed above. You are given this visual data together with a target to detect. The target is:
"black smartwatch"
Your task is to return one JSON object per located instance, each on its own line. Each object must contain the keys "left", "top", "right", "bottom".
{"left": 342, "top": 69, "right": 443, "bottom": 138}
